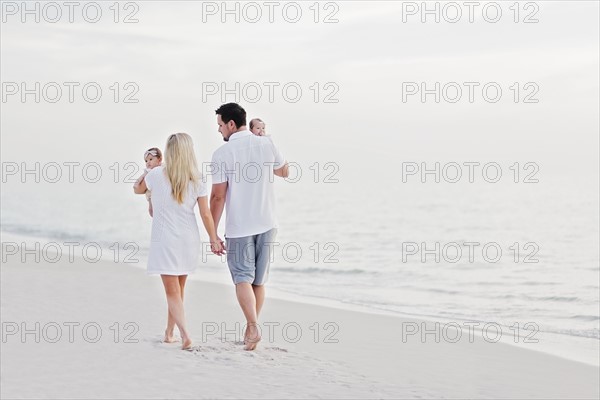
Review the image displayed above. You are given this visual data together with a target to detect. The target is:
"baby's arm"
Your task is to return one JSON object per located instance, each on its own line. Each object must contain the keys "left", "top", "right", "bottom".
{"left": 133, "top": 170, "right": 148, "bottom": 194}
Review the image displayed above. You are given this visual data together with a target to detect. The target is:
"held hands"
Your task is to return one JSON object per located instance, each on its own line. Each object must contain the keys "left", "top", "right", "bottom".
{"left": 210, "top": 237, "right": 226, "bottom": 256}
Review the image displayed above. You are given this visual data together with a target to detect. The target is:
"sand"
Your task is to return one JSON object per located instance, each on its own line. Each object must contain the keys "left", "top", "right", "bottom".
{"left": 1, "top": 250, "right": 598, "bottom": 399}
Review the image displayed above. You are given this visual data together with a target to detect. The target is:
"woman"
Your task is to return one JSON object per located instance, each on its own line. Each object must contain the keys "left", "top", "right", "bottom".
{"left": 134, "top": 133, "right": 224, "bottom": 350}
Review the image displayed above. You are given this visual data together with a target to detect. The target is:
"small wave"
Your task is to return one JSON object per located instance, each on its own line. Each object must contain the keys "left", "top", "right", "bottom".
{"left": 276, "top": 266, "right": 370, "bottom": 275}
{"left": 538, "top": 296, "right": 580, "bottom": 302}
{"left": 571, "top": 315, "right": 600, "bottom": 322}
{"left": 473, "top": 281, "right": 500, "bottom": 286}
{"left": 491, "top": 293, "right": 580, "bottom": 303}
{"left": 424, "top": 287, "right": 460, "bottom": 295}
{"left": 520, "top": 281, "right": 559, "bottom": 286}
{"left": 542, "top": 328, "right": 600, "bottom": 340}
{"left": 496, "top": 294, "right": 517, "bottom": 299}
{"left": 1, "top": 225, "right": 88, "bottom": 242}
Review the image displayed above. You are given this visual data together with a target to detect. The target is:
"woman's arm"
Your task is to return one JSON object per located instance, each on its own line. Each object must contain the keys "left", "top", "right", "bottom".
{"left": 198, "top": 196, "right": 225, "bottom": 255}
{"left": 133, "top": 171, "right": 148, "bottom": 194}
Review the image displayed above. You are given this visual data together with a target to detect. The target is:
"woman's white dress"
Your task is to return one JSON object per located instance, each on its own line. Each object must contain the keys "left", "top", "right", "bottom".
{"left": 144, "top": 166, "right": 207, "bottom": 275}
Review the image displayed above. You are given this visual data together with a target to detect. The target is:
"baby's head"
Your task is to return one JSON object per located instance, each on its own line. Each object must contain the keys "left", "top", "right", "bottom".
{"left": 144, "top": 147, "right": 163, "bottom": 169}
{"left": 250, "top": 118, "right": 266, "bottom": 136}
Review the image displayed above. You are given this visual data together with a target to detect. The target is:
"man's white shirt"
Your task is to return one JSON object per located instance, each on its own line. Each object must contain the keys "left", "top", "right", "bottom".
{"left": 211, "top": 130, "right": 285, "bottom": 238}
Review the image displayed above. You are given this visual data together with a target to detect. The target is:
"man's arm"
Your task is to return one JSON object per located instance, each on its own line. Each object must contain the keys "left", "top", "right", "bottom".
{"left": 210, "top": 182, "right": 228, "bottom": 234}
{"left": 269, "top": 137, "right": 288, "bottom": 178}
{"left": 274, "top": 162, "right": 289, "bottom": 178}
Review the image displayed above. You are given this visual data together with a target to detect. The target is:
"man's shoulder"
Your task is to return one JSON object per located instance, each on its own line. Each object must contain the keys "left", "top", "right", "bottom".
{"left": 214, "top": 134, "right": 263, "bottom": 155}
{"left": 249, "top": 134, "right": 278, "bottom": 149}
{"left": 260, "top": 135, "right": 276, "bottom": 145}
{"left": 212, "top": 143, "right": 230, "bottom": 159}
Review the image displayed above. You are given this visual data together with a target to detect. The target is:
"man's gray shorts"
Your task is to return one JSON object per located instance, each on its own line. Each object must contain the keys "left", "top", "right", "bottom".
{"left": 226, "top": 228, "right": 277, "bottom": 286}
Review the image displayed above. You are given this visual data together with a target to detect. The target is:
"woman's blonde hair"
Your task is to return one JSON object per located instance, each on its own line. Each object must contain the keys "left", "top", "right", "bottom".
{"left": 164, "top": 133, "right": 200, "bottom": 204}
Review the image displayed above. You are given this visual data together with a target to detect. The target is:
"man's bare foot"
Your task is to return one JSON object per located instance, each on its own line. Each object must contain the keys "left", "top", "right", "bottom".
{"left": 242, "top": 323, "right": 259, "bottom": 344}
{"left": 243, "top": 323, "right": 261, "bottom": 351}
{"left": 163, "top": 330, "right": 178, "bottom": 343}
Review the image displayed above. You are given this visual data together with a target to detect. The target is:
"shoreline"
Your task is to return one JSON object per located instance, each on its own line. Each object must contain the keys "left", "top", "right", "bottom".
{"left": 2, "top": 229, "right": 599, "bottom": 368}
{"left": 1, "top": 242, "right": 599, "bottom": 398}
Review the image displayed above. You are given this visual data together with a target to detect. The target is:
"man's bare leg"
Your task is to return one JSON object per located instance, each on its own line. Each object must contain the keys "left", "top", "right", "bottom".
{"left": 253, "top": 284, "right": 265, "bottom": 318}
{"left": 236, "top": 282, "right": 261, "bottom": 350}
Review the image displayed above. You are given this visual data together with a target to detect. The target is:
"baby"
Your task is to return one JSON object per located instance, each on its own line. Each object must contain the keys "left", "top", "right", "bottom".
{"left": 142, "top": 147, "right": 162, "bottom": 217}
{"left": 249, "top": 118, "right": 266, "bottom": 136}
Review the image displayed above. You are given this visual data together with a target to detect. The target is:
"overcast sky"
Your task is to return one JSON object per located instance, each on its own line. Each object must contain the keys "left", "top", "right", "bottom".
{"left": 1, "top": 1, "right": 598, "bottom": 183}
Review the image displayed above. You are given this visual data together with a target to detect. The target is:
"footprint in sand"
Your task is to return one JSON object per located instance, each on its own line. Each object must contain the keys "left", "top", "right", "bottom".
{"left": 188, "top": 345, "right": 222, "bottom": 353}
{"left": 265, "top": 346, "right": 288, "bottom": 352}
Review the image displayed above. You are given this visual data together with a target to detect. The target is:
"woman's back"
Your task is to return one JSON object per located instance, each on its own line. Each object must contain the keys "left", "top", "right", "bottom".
{"left": 145, "top": 165, "right": 207, "bottom": 274}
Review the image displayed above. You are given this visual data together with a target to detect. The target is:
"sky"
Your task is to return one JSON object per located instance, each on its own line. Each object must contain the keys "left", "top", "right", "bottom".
{"left": 1, "top": 1, "right": 598, "bottom": 184}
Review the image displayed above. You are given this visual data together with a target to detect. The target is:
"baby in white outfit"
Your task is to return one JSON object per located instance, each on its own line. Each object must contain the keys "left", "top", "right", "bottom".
{"left": 143, "top": 147, "right": 162, "bottom": 217}
{"left": 250, "top": 118, "right": 268, "bottom": 136}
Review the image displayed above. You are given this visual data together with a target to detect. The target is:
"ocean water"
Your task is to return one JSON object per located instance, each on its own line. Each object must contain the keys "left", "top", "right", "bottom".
{"left": 1, "top": 166, "right": 598, "bottom": 366}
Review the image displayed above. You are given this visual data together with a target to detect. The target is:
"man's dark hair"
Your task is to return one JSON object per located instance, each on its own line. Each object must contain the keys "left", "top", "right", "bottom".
{"left": 215, "top": 103, "right": 246, "bottom": 128}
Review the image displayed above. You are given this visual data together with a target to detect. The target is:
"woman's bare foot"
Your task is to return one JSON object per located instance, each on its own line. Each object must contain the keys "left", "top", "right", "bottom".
{"left": 243, "top": 323, "right": 261, "bottom": 351}
{"left": 163, "top": 330, "right": 178, "bottom": 343}
{"left": 181, "top": 335, "right": 193, "bottom": 350}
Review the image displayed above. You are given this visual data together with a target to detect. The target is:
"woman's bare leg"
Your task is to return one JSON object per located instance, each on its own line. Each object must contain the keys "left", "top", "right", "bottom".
{"left": 161, "top": 275, "right": 192, "bottom": 349}
{"left": 164, "top": 275, "right": 187, "bottom": 343}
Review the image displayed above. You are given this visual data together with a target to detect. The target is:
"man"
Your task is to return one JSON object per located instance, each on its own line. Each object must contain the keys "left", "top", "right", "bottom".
{"left": 209, "top": 103, "right": 289, "bottom": 351}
